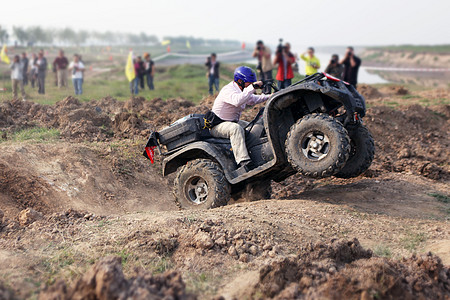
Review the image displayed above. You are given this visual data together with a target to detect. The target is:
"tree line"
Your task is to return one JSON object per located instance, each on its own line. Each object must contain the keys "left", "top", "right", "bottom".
{"left": 0, "top": 25, "right": 240, "bottom": 48}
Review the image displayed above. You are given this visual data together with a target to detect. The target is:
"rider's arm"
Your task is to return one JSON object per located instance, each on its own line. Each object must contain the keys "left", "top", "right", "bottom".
{"left": 227, "top": 85, "right": 258, "bottom": 107}
{"left": 247, "top": 93, "right": 270, "bottom": 106}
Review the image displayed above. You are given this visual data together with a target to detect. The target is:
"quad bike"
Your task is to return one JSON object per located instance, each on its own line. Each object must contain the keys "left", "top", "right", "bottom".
{"left": 143, "top": 72, "right": 375, "bottom": 209}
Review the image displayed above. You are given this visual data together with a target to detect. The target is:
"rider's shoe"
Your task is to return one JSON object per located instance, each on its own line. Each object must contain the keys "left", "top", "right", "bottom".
{"left": 238, "top": 159, "right": 256, "bottom": 171}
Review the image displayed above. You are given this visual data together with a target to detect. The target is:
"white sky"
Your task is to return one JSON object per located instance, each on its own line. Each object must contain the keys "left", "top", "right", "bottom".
{"left": 1, "top": 0, "right": 449, "bottom": 46}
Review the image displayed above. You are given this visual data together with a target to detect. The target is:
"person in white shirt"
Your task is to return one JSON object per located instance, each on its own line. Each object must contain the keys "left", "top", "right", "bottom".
{"left": 10, "top": 55, "right": 25, "bottom": 100}
{"left": 210, "top": 66, "right": 271, "bottom": 170}
{"left": 68, "top": 54, "right": 85, "bottom": 95}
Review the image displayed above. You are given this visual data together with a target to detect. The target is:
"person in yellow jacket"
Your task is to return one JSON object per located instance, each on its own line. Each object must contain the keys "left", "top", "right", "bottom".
{"left": 300, "top": 47, "right": 321, "bottom": 76}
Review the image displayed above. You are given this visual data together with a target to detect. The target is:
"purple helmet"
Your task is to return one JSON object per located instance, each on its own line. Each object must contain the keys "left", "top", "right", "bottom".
{"left": 234, "top": 66, "right": 257, "bottom": 83}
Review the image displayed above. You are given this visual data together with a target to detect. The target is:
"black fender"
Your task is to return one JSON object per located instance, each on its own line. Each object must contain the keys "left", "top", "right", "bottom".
{"left": 162, "top": 141, "right": 235, "bottom": 182}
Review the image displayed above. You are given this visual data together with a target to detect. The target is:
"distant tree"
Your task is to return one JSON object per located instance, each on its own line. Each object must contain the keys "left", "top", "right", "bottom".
{"left": 0, "top": 26, "right": 9, "bottom": 44}
{"left": 58, "top": 27, "right": 76, "bottom": 45}
{"left": 13, "top": 26, "right": 29, "bottom": 45}
{"left": 29, "top": 26, "right": 53, "bottom": 45}
{"left": 75, "top": 30, "right": 89, "bottom": 46}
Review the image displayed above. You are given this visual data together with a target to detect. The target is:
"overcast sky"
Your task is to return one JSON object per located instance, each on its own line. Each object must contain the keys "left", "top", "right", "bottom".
{"left": 1, "top": 0, "right": 449, "bottom": 47}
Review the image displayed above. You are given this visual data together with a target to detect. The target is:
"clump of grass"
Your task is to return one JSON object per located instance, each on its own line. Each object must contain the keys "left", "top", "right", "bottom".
{"left": 9, "top": 127, "right": 60, "bottom": 142}
{"left": 373, "top": 244, "right": 392, "bottom": 258}
{"left": 401, "top": 94, "right": 420, "bottom": 99}
{"left": 428, "top": 192, "right": 450, "bottom": 203}
{"left": 401, "top": 232, "right": 426, "bottom": 252}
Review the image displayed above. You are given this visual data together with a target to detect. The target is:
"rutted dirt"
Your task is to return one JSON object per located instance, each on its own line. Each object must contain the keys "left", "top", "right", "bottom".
{"left": 0, "top": 86, "right": 449, "bottom": 299}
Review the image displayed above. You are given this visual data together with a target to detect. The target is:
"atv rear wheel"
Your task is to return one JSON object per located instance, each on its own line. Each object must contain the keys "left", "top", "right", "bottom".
{"left": 335, "top": 124, "right": 375, "bottom": 178}
{"left": 174, "top": 159, "right": 231, "bottom": 209}
{"left": 285, "top": 113, "right": 350, "bottom": 178}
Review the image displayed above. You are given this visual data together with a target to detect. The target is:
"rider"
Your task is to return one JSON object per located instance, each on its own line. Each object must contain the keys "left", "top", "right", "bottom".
{"left": 210, "top": 66, "right": 272, "bottom": 170}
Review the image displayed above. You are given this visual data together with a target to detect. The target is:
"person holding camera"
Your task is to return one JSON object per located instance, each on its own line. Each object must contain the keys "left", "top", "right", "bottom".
{"left": 300, "top": 47, "right": 321, "bottom": 76}
{"left": 68, "top": 54, "right": 85, "bottom": 95}
{"left": 325, "top": 54, "right": 344, "bottom": 79}
{"left": 273, "top": 42, "right": 295, "bottom": 89}
{"left": 340, "top": 46, "right": 361, "bottom": 87}
{"left": 252, "top": 40, "right": 273, "bottom": 94}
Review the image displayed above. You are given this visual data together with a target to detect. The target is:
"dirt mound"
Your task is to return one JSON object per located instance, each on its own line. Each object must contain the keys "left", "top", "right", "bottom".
{"left": 364, "top": 104, "right": 449, "bottom": 180}
{"left": 0, "top": 96, "right": 204, "bottom": 142}
{"left": 0, "top": 282, "right": 14, "bottom": 300}
{"left": 358, "top": 84, "right": 383, "bottom": 99}
{"left": 252, "top": 239, "right": 450, "bottom": 299}
{"left": 379, "top": 85, "right": 409, "bottom": 95}
{"left": 0, "top": 158, "right": 52, "bottom": 213}
{"left": 39, "top": 256, "right": 196, "bottom": 300}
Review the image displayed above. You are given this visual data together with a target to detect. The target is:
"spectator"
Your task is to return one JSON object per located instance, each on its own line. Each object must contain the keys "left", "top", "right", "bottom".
{"left": 137, "top": 56, "right": 145, "bottom": 89}
{"left": 130, "top": 58, "right": 140, "bottom": 95}
{"left": 324, "top": 54, "right": 344, "bottom": 79}
{"left": 205, "top": 53, "right": 220, "bottom": 95}
{"left": 300, "top": 47, "right": 321, "bottom": 76}
{"left": 21, "top": 52, "right": 29, "bottom": 85}
{"left": 10, "top": 55, "right": 25, "bottom": 100}
{"left": 252, "top": 40, "right": 273, "bottom": 94}
{"left": 29, "top": 53, "right": 37, "bottom": 88}
{"left": 68, "top": 54, "right": 85, "bottom": 95}
{"left": 35, "top": 50, "right": 47, "bottom": 94}
{"left": 340, "top": 46, "right": 361, "bottom": 87}
{"left": 53, "top": 49, "right": 69, "bottom": 88}
{"left": 144, "top": 53, "right": 155, "bottom": 90}
{"left": 273, "top": 42, "right": 295, "bottom": 89}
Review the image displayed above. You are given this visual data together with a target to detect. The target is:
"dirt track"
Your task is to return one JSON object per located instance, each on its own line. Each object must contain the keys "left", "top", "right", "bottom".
{"left": 0, "top": 85, "right": 449, "bottom": 299}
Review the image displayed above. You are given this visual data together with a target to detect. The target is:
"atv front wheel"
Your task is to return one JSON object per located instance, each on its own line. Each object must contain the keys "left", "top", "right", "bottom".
{"left": 335, "top": 124, "right": 375, "bottom": 178}
{"left": 285, "top": 113, "right": 350, "bottom": 178}
{"left": 174, "top": 159, "right": 231, "bottom": 209}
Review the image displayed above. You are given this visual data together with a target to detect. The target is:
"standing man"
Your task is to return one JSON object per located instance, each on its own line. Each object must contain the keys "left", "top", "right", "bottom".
{"left": 68, "top": 54, "right": 85, "bottom": 95}
{"left": 36, "top": 50, "right": 47, "bottom": 94}
{"left": 53, "top": 49, "right": 69, "bottom": 88}
{"left": 325, "top": 54, "right": 344, "bottom": 79}
{"left": 144, "top": 53, "right": 155, "bottom": 90}
{"left": 138, "top": 56, "right": 145, "bottom": 89}
{"left": 10, "top": 55, "right": 25, "bottom": 100}
{"left": 340, "top": 46, "right": 361, "bottom": 88}
{"left": 209, "top": 66, "right": 271, "bottom": 171}
{"left": 252, "top": 40, "right": 273, "bottom": 94}
{"left": 29, "top": 53, "right": 38, "bottom": 88}
{"left": 300, "top": 47, "right": 321, "bottom": 76}
{"left": 273, "top": 42, "right": 295, "bottom": 89}
{"left": 205, "top": 53, "right": 220, "bottom": 95}
{"left": 21, "top": 52, "right": 29, "bottom": 86}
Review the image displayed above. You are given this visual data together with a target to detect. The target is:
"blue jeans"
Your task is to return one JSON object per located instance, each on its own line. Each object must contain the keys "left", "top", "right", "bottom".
{"left": 277, "top": 78, "right": 292, "bottom": 90}
{"left": 146, "top": 75, "right": 154, "bottom": 90}
{"left": 130, "top": 78, "right": 139, "bottom": 94}
{"left": 208, "top": 74, "right": 219, "bottom": 95}
{"left": 73, "top": 78, "right": 83, "bottom": 95}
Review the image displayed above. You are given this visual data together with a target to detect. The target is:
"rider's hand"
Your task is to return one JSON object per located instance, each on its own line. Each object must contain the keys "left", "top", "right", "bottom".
{"left": 253, "top": 81, "right": 263, "bottom": 89}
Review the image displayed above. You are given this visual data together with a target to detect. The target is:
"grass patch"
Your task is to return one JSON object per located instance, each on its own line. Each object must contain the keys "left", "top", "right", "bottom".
{"left": 401, "top": 232, "right": 427, "bottom": 252}
{"left": 384, "top": 101, "right": 399, "bottom": 107}
{"left": 2, "top": 127, "right": 60, "bottom": 143}
{"left": 373, "top": 244, "right": 392, "bottom": 258}
{"left": 401, "top": 94, "right": 420, "bottom": 99}
{"left": 428, "top": 192, "right": 450, "bottom": 203}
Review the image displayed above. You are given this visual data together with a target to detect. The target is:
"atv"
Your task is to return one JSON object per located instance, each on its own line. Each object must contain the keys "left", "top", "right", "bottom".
{"left": 143, "top": 72, "right": 374, "bottom": 209}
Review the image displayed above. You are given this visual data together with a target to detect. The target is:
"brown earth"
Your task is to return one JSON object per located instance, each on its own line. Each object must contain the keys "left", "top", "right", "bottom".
{"left": 0, "top": 86, "right": 449, "bottom": 299}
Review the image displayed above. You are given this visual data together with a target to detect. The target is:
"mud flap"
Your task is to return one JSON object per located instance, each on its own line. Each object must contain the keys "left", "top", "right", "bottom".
{"left": 143, "top": 132, "right": 159, "bottom": 163}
